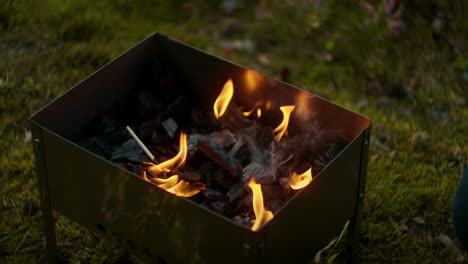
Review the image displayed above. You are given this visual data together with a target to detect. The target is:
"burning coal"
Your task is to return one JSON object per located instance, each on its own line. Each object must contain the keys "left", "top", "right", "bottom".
{"left": 143, "top": 132, "right": 188, "bottom": 175}
{"left": 79, "top": 73, "right": 346, "bottom": 232}
{"left": 140, "top": 132, "right": 206, "bottom": 197}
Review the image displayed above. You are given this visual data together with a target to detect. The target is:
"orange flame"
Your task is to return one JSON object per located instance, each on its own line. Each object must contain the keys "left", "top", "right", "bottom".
{"left": 144, "top": 132, "right": 188, "bottom": 176}
{"left": 256, "top": 108, "right": 262, "bottom": 118}
{"left": 290, "top": 167, "right": 313, "bottom": 190}
{"left": 149, "top": 174, "right": 180, "bottom": 188}
{"left": 214, "top": 79, "right": 234, "bottom": 119}
{"left": 273, "top": 105, "right": 295, "bottom": 141}
{"left": 141, "top": 132, "right": 204, "bottom": 197}
{"left": 166, "top": 178, "right": 206, "bottom": 197}
{"left": 144, "top": 174, "right": 206, "bottom": 197}
{"left": 248, "top": 178, "right": 274, "bottom": 231}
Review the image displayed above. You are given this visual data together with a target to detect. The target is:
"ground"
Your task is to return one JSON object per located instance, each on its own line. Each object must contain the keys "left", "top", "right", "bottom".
{"left": 0, "top": 0, "right": 467, "bottom": 263}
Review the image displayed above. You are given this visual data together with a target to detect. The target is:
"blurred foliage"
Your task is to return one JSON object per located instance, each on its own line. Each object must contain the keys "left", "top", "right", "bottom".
{"left": 0, "top": 0, "right": 467, "bottom": 263}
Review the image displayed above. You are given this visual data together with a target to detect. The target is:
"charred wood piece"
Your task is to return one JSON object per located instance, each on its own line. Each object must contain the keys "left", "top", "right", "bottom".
{"left": 228, "top": 137, "right": 244, "bottom": 157}
{"left": 209, "top": 200, "right": 228, "bottom": 214}
{"left": 213, "top": 169, "right": 237, "bottom": 189}
{"left": 242, "top": 162, "right": 265, "bottom": 182}
{"left": 216, "top": 103, "right": 252, "bottom": 130}
{"left": 197, "top": 132, "right": 242, "bottom": 177}
{"left": 187, "top": 134, "right": 204, "bottom": 154}
{"left": 202, "top": 189, "right": 229, "bottom": 202}
{"left": 111, "top": 139, "right": 149, "bottom": 163}
{"left": 173, "top": 171, "right": 201, "bottom": 183}
{"left": 161, "top": 118, "right": 178, "bottom": 138}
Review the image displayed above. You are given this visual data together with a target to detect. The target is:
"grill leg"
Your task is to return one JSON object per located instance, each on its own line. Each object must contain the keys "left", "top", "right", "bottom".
{"left": 348, "top": 127, "right": 370, "bottom": 264}
{"left": 40, "top": 198, "right": 58, "bottom": 264}
{"left": 348, "top": 196, "right": 363, "bottom": 264}
{"left": 33, "top": 134, "right": 58, "bottom": 264}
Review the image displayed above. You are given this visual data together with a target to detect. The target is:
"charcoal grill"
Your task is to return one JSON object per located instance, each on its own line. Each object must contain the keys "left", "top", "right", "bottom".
{"left": 30, "top": 32, "right": 371, "bottom": 264}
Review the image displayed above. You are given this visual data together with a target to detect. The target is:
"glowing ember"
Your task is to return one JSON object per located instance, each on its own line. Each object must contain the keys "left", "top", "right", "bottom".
{"left": 290, "top": 167, "right": 313, "bottom": 190}
{"left": 242, "top": 107, "right": 256, "bottom": 117}
{"left": 242, "top": 101, "right": 263, "bottom": 117}
{"left": 213, "top": 79, "right": 234, "bottom": 119}
{"left": 144, "top": 132, "right": 188, "bottom": 176}
{"left": 295, "top": 92, "right": 311, "bottom": 118}
{"left": 244, "top": 70, "right": 262, "bottom": 93}
{"left": 273, "top": 105, "right": 295, "bottom": 141}
{"left": 248, "top": 177, "right": 274, "bottom": 231}
{"left": 265, "top": 100, "right": 272, "bottom": 111}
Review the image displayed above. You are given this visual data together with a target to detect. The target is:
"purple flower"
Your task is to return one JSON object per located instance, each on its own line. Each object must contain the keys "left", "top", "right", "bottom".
{"left": 387, "top": 19, "right": 407, "bottom": 36}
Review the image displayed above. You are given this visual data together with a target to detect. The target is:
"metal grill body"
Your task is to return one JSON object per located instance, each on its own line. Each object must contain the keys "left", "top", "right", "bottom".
{"left": 30, "top": 33, "right": 372, "bottom": 264}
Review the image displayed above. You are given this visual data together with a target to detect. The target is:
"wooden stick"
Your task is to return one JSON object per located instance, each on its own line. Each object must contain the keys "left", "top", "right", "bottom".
{"left": 126, "top": 126, "right": 157, "bottom": 162}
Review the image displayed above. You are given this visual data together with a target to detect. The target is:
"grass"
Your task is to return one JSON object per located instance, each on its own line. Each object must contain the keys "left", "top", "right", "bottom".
{"left": 1, "top": 0, "right": 467, "bottom": 263}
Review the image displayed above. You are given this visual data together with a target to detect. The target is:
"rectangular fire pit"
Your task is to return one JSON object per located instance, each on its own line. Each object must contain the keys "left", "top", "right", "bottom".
{"left": 30, "top": 32, "right": 371, "bottom": 264}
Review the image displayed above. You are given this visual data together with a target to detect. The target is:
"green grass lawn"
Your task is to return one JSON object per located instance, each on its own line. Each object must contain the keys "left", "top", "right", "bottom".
{"left": 1, "top": 0, "right": 467, "bottom": 263}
